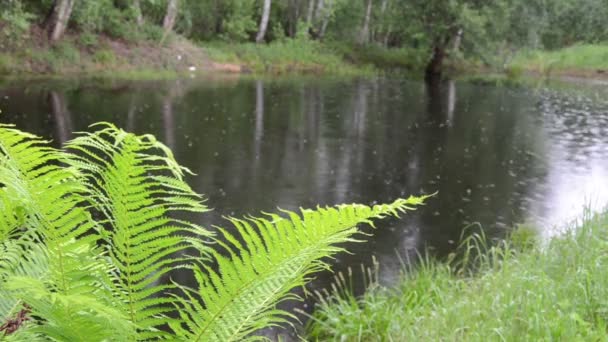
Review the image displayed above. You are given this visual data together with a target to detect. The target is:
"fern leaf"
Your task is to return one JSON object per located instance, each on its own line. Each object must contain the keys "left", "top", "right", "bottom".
{"left": 65, "top": 123, "right": 213, "bottom": 336}
{"left": 172, "top": 196, "right": 428, "bottom": 341}
{"left": 0, "top": 124, "right": 127, "bottom": 340}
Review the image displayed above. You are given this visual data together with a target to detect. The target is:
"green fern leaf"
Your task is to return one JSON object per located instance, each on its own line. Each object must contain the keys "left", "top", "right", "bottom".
{"left": 172, "top": 196, "right": 428, "bottom": 341}
{"left": 65, "top": 123, "right": 213, "bottom": 337}
{"left": 0, "top": 124, "right": 127, "bottom": 340}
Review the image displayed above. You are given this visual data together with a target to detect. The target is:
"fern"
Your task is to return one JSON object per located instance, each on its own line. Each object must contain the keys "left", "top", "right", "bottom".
{"left": 171, "top": 198, "right": 427, "bottom": 341}
{"left": 0, "top": 124, "right": 126, "bottom": 340}
{"left": 0, "top": 121, "right": 428, "bottom": 341}
{"left": 65, "top": 123, "right": 212, "bottom": 338}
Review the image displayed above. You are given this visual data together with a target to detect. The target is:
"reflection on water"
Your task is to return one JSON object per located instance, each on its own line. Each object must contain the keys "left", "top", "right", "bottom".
{"left": 1, "top": 76, "right": 607, "bottom": 335}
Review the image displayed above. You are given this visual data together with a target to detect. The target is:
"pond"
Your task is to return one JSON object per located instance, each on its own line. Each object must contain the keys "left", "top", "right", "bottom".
{"left": 1, "top": 75, "right": 608, "bottom": 337}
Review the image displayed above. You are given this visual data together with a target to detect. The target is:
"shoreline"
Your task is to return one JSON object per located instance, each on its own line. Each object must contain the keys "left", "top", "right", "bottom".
{"left": 3, "top": 33, "right": 608, "bottom": 83}
{"left": 307, "top": 209, "right": 608, "bottom": 339}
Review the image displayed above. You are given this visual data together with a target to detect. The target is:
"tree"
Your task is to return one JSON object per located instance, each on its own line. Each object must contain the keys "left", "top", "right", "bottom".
{"left": 46, "top": 0, "right": 75, "bottom": 41}
{"left": 133, "top": 0, "right": 144, "bottom": 27}
{"left": 162, "top": 0, "right": 179, "bottom": 33}
{"left": 256, "top": 0, "right": 272, "bottom": 43}
{"left": 358, "top": 0, "right": 373, "bottom": 44}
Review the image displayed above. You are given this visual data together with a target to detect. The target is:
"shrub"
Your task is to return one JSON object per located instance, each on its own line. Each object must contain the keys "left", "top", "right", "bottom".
{"left": 52, "top": 41, "right": 81, "bottom": 64}
{"left": 0, "top": 53, "right": 14, "bottom": 74}
{"left": 93, "top": 49, "right": 116, "bottom": 65}
{"left": 0, "top": 1, "right": 34, "bottom": 50}
{"left": 140, "top": 23, "right": 165, "bottom": 43}
{"left": 0, "top": 122, "right": 426, "bottom": 340}
{"left": 78, "top": 31, "right": 99, "bottom": 48}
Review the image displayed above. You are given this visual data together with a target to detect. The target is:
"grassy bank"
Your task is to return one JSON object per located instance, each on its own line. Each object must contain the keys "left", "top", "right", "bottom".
{"left": 504, "top": 44, "right": 608, "bottom": 79}
{"left": 0, "top": 28, "right": 214, "bottom": 79}
{"left": 0, "top": 26, "right": 425, "bottom": 78}
{"left": 204, "top": 39, "right": 374, "bottom": 75}
{"left": 201, "top": 39, "right": 427, "bottom": 76}
{"left": 306, "top": 211, "right": 608, "bottom": 340}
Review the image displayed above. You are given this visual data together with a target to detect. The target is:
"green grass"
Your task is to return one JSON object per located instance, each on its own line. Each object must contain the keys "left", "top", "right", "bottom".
{"left": 203, "top": 40, "right": 429, "bottom": 76}
{"left": 0, "top": 53, "right": 15, "bottom": 74}
{"left": 306, "top": 211, "right": 608, "bottom": 341}
{"left": 203, "top": 39, "right": 377, "bottom": 75}
{"left": 508, "top": 44, "right": 608, "bottom": 77}
{"left": 329, "top": 42, "right": 428, "bottom": 70}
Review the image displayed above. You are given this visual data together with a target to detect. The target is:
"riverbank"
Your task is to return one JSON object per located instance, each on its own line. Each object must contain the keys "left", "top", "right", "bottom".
{"left": 3, "top": 29, "right": 608, "bottom": 82}
{"left": 204, "top": 40, "right": 425, "bottom": 75}
{"left": 0, "top": 29, "right": 404, "bottom": 78}
{"left": 306, "top": 210, "right": 608, "bottom": 340}
{"left": 0, "top": 28, "right": 219, "bottom": 79}
{"left": 502, "top": 44, "right": 608, "bottom": 80}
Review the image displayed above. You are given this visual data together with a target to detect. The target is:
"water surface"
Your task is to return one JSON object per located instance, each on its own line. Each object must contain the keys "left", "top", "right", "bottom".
{"left": 2, "top": 76, "right": 607, "bottom": 336}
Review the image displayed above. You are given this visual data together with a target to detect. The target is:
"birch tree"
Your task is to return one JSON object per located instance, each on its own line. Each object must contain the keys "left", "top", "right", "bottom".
{"left": 133, "top": 0, "right": 144, "bottom": 27}
{"left": 256, "top": 0, "right": 272, "bottom": 43}
{"left": 162, "top": 0, "right": 179, "bottom": 33}
{"left": 306, "top": 0, "right": 315, "bottom": 23}
{"left": 318, "top": 0, "right": 334, "bottom": 39}
{"left": 358, "top": 0, "right": 373, "bottom": 44}
{"left": 46, "top": 0, "right": 75, "bottom": 42}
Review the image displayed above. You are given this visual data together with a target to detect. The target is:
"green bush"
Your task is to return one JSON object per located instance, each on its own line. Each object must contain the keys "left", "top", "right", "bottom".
{"left": 0, "top": 1, "right": 33, "bottom": 50}
{"left": 93, "top": 49, "right": 116, "bottom": 65}
{"left": 0, "top": 122, "right": 425, "bottom": 340}
{"left": 52, "top": 41, "right": 81, "bottom": 64}
{"left": 78, "top": 31, "right": 98, "bottom": 48}
{"left": 140, "top": 23, "right": 165, "bottom": 42}
{"left": 30, "top": 50, "right": 61, "bottom": 72}
{"left": 0, "top": 53, "right": 14, "bottom": 74}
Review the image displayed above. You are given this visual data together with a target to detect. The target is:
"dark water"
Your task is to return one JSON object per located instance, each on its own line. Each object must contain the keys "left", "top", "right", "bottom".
{"left": 1, "top": 76, "right": 608, "bottom": 336}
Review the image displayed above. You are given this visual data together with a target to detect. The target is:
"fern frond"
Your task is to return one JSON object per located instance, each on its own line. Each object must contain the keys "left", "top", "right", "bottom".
{"left": 0, "top": 124, "right": 100, "bottom": 290}
{"left": 65, "top": 123, "right": 213, "bottom": 336}
{"left": 172, "top": 196, "right": 428, "bottom": 341}
{"left": 5, "top": 276, "right": 135, "bottom": 341}
{"left": 0, "top": 124, "right": 126, "bottom": 339}
{"left": 0, "top": 190, "right": 27, "bottom": 242}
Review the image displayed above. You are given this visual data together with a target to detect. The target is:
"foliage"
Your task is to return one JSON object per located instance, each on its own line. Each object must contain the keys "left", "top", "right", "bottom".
{"left": 509, "top": 44, "right": 608, "bottom": 74}
{"left": 0, "top": 122, "right": 426, "bottom": 340}
{"left": 205, "top": 39, "right": 375, "bottom": 75}
{"left": 3, "top": 0, "right": 608, "bottom": 75}
{"left": 0, "top": 0, "right": 34, "bottom": 50}
{"left": 307, "top": 212, "right": 608, "bottom": 340}
{"left": 92, "top": 49, "right": 116, "bottom": 65}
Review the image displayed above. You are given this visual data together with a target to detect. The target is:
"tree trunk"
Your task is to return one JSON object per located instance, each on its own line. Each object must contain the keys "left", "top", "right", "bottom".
{"left": 134, "top": 0, "right": 144, "bottom": 27}
{"left": 425, "top": 45, "right": 446, "bottom": 82}
{"left": 452, "top": 28, "right": 463, "bottom": 52}
{"left": 306, "top": 0, "right": 315, "bottom": 24}
{"left": 287, "top": 0, "right": 299, "bottom": 37}
{"left": 256, "top": 0, "right": 272, "bottom": 43}
{"left": 358, "top": 0, "right": 373, "bottom": 45}
{"left": 375, "top": 0, "right": 389, "bottom": 45}
{"left": 315, "top": 0, "right": 325, "bottom": 24}
{"left": 47, "top": 0, "right": 75, "bottom": 42}
{"left": 383, "top": 24, "right": 392, "bottom": 47}
{"left": 162, "top": 0, "right": 179, "bottom": 32}
{"left": 318, "top": 0, "right": 333, "bottom": 39}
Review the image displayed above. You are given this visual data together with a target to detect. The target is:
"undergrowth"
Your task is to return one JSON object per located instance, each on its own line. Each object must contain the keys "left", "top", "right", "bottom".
{"left": 307, "top": 212, "right": 608, "bottom": 341}
{"left": 507, "top": 44, "right": 608, "bottom": 77}
{"left": 204, "top": 39, "right": 376, "bottom": 75}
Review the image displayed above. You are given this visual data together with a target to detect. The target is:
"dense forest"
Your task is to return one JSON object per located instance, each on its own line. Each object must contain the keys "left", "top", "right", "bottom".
{"left": 1, "top": 0, "right": 608, "bottom": 76}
